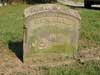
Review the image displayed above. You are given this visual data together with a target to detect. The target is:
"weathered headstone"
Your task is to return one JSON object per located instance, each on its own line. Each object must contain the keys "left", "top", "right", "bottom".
{"left": 24, "top": 4, "right": 81, "bottom": 63}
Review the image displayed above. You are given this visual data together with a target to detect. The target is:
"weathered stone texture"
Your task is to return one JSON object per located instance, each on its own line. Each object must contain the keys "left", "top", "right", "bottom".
{"left": 24, "top": 4, "right": 81, "bottom": 62}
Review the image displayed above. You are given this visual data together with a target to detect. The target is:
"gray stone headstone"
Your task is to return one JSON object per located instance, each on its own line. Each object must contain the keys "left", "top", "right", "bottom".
{"left": 24, "top": 4, "right": 81, "bottom": 63}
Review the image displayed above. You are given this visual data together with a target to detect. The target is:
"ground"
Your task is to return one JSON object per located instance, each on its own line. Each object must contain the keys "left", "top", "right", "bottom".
{"left": 0, "top": 1, "right": 100, "bottom": 75}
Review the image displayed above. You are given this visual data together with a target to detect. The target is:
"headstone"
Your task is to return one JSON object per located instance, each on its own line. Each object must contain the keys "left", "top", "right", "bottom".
{"left": 24, "top": 4, "right": 81, "bottom": 63}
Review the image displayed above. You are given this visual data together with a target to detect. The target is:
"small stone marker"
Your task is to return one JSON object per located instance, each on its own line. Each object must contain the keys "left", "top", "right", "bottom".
{"left": 24, "top": 4, "right": 81, "bottom": 63}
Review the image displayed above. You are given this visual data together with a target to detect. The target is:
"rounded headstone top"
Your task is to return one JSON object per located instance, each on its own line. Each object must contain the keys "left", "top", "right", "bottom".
{"left": 24, "top": 4, "right": 81, "bottom": 20}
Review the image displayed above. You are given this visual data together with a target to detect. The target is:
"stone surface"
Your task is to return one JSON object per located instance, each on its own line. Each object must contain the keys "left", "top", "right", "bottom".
{"left": 24, "top": 4, "right": 81, "bottom": 62}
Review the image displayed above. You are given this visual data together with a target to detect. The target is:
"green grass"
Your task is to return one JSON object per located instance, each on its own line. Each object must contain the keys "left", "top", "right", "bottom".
{"left": 0, "top": 4, "right": 100, "bottom": 75}
{"left": 0, "top": 4, "right": 27, "bottom": 44}
{"left": 0, "top": 5, "right": 100, "bottom": 49}
{"left": 38, "top": 60, "right": 100, "bottom": 75}
{"left": 79, "top": 8, "right": 100, "bottom": 49}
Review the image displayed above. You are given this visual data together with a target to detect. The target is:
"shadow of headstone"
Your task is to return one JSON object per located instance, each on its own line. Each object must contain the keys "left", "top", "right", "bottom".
{"left": 8, "top": 41, "right": 23, "bottom": 62}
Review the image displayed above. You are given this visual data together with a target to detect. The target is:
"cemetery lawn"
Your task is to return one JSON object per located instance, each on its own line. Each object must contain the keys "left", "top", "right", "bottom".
{"left": 0, "top": 4, "right": 100, "bottom": 75}
{"left": 0, "top": 4, "right": 100, "bottom": 50}
{"left": 0, "top": 4, "right": 27, "bottom": 44}
{"left": 79, "top": 8, "right": 100, "bottom": 50}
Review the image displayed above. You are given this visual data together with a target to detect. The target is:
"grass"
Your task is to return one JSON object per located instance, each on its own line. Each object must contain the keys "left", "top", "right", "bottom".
{"left": 0, "top": 4, "right": 100, "bottom": 49}
{"left": 0, "top": 4, "right": 27, "bottom": 44}
{"left": 0, "top": 4, "right": 100, "bottom": 75}
{"left": 79, "top": 8, "right": 100, "bottom": 50}
{"left": 37, "top": 60, "right": 100, "bottom": 75}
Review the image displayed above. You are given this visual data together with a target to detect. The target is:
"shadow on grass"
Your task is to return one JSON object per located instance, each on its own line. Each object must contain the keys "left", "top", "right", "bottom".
{"left": 8, "top": 41, "right": 23, "bottom": 62}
